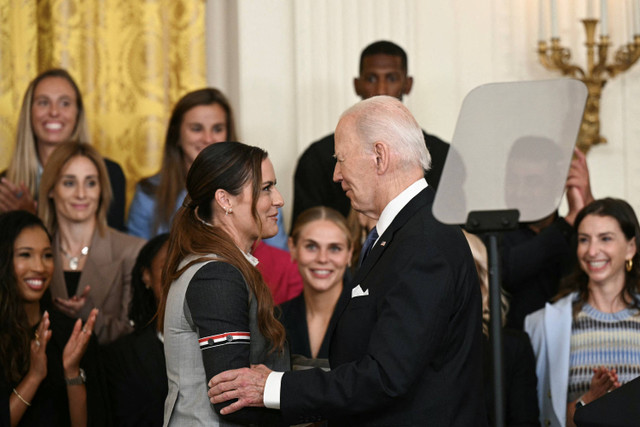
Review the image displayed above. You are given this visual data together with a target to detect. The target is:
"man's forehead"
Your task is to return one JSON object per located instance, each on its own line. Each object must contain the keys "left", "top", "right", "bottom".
{"left": 335, "top": 118, "right": 357, "bottom": 147}
{"left": 361, "top": 54, "right": 405, "bottom": 74}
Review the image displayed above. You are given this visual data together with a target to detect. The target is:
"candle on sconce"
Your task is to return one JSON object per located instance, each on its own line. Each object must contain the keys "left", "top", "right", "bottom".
{"left": 628, "top": 0, "right": 635, "bottom": 41}
{"left": 601, "top": 0, "right": 608, "bottom": 36}
{"left": 634, "top": 0, "right": 640, "bottom": 36}
{"left": 587, "top": 0, "right": 595, "bottom": 18}
{"left": 550, "top": 0, "right": 559, "bottom": 38}
{"left": 538, "top": 0, "right": 547, "bottom": 40}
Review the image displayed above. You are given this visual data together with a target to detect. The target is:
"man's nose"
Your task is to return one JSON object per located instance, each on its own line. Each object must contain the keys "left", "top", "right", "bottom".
{"left": 375, "top": 80, "right": 389, "bottom": 96}
{"left": 333, "top": 163, "right": 342, "bottom": 183}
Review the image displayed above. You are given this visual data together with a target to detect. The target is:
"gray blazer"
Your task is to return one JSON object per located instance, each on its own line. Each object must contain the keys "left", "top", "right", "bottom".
{"left": 163, "top": 256, "right": 289, "bottom": 426}
{"left": 50, "top": 227, "right": 145, "bottom": 344}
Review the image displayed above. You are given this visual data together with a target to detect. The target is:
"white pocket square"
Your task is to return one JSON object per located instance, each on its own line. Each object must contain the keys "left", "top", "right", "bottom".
{"left": 351, "top": 284, "right": 369, "bottom": 298}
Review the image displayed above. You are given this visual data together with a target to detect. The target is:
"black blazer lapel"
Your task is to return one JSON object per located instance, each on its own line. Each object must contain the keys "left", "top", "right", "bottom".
{"left": 351, "top": 187, "right": 434, "bottom": 289}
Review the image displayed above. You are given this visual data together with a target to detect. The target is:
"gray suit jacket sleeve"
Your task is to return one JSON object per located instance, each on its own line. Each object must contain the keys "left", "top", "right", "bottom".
{"left": 186, "top": 262, "right": 284, "bottom": 426}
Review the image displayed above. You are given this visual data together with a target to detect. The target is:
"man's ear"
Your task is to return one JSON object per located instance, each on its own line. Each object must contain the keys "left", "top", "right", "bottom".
{"left": 372, "top": 141, "right": 390, "bottom": 174}
{"left": 354, "top": 77, "right": 364, "bottom": 98}
{"left": 403, "top": 75, "right": 414, "bottom": 95}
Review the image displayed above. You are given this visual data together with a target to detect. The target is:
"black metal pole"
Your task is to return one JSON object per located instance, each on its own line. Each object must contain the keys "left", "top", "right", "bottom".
{"left": 488, "top": 233, "right": 505, "bottom": 427}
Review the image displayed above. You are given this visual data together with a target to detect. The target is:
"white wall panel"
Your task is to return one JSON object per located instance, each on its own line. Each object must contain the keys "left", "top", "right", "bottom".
{"left": 207, "top": 0, "right": 640, "bottom": 226}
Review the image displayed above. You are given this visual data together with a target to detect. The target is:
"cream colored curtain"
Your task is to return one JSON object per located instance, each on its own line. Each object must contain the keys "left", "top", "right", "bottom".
{"left": 0, "top": 0, "right": 206, "bottom": 205}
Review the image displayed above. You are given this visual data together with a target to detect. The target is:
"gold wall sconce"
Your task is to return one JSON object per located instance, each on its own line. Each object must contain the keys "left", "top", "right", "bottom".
{"left": 537, "top": 1, "right": 640, "bottom": 152}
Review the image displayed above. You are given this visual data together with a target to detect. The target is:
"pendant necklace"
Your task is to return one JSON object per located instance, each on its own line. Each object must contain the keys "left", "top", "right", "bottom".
{"left": 60, "top": 245, "right": 89, "bottom": 271}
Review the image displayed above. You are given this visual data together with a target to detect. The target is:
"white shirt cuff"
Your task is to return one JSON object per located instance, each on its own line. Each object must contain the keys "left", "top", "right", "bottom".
{"left": 263, "top": 371, "right": 284, "bottom": 409}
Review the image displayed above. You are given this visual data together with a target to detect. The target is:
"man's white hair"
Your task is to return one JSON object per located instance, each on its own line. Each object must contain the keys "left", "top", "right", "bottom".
{"left": 340, "top": 95, "right": 431, "bottom": 172}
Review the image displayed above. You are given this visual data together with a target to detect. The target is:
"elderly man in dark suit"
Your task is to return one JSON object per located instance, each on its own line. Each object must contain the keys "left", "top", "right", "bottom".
{"left": 208, "top": 96, "right": 486, "bottom": 426}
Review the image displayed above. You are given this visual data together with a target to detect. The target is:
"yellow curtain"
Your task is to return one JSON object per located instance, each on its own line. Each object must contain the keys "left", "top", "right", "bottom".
{"left": 0, "top": 0, "right": 206, "bottom": 206}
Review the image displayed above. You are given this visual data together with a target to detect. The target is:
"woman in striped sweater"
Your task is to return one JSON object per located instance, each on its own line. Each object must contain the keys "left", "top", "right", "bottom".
{"left": 525, "top": 198, "right": 640, "bottom": 427}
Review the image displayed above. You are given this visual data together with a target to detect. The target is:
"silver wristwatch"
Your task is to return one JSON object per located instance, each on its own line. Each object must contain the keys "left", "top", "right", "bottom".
{"left": 65, "top": 368, "right": 86, "bottom": 385}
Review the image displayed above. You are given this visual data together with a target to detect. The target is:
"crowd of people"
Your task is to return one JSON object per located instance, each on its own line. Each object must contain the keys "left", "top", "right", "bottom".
{"left": 1, "top": 40, "right": 639, "bottom": 427}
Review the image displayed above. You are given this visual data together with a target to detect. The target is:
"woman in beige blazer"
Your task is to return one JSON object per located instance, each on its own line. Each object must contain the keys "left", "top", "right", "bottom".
{"left": 38, "top": 141, "right": 145, "bottom": 344}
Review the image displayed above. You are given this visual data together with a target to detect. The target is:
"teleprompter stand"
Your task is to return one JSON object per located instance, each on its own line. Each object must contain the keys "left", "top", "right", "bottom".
{"left": 433, "top": 79, "right": 588, "bottom": 427}
{"left": 466, "top": 209, "right": 519, "bottom": 427}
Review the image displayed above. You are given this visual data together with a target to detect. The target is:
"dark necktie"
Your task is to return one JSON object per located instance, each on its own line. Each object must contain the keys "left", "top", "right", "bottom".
{"left": 358, "top": 226, "right": 379, "bottom": 267}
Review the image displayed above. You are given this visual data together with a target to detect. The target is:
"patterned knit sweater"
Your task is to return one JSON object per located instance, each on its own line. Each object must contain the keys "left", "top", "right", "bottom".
{"left": 568, "top": 303, "right": 640, "bottom": 402}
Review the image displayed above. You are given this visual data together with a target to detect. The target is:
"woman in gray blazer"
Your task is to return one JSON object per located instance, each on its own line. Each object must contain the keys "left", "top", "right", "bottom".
{"left": 38, "top": 142, "right": 145, "bottom": 345}
{"left": 158, "top": 141, "right": 290, "bottom": 426}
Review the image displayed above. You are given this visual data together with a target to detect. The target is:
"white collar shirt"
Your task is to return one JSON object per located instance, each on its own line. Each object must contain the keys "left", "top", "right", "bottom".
{"left": 374, "top": 178, "right": 428, "bottom": 244}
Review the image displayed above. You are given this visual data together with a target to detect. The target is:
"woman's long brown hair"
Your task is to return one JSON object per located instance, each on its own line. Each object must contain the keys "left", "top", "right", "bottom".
{"left": 156, "top": 142, "right": 285, "bottom": 352}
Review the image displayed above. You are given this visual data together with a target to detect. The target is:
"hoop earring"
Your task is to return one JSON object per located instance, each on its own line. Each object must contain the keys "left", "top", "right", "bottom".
{"left": 626, "top": 258, "right": 633, "bottom": 272}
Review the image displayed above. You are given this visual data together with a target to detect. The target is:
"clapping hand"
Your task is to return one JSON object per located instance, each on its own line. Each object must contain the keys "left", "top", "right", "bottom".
{"left": 54, "top": 285, "right": 91, "bottom": 318}
{"left": 565, "top": 148, "right": 594, "bottom": 226}
{"left": 63, "top": 308, "right": 98, "bottom": 378}
{"left": 584, "top": 366, "right": 620, "bottom": 403}
{"left": 0, "top": 177, "right": 36, "bottom": 214}
{"left": 566, "top": 366, "right": 620, "bottom": 427}
{"left": 28, "top": 311, "right": 53, "bottom": 383}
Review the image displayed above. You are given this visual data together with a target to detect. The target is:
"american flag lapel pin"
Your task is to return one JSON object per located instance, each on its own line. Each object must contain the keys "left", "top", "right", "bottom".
{"left": 380, "top": 241, "right": 386, "bottom": 246}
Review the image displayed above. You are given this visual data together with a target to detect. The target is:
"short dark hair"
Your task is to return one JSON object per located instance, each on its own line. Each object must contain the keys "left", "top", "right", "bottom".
{"left": 359, "top": 40, "right": 408, "bottom": 73}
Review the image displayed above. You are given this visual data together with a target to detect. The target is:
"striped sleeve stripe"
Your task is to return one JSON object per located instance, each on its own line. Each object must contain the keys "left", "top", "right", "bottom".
{"left": 198, "top": 332, "right": 250, "bottom": 350}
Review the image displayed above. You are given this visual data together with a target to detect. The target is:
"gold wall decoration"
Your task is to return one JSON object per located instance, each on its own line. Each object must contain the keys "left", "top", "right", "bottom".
{"left": 0, "top": 0, "right": 206, "bottom": 206}
{"left": 538, "top": 2, "right": 640, "bottom": 153}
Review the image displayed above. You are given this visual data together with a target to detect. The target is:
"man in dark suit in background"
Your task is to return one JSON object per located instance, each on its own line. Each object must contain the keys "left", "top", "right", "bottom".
{"left": 292, "top": 40, "right": 449, "bottom": 226}
{"left": 208, "top": 96, "right": 485, "bottom": 426}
